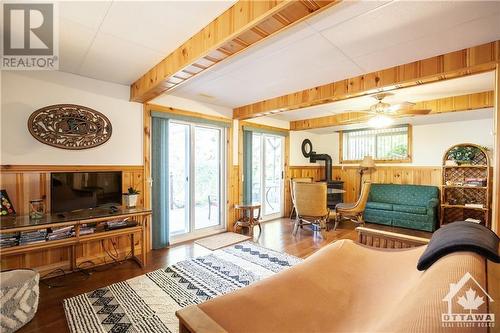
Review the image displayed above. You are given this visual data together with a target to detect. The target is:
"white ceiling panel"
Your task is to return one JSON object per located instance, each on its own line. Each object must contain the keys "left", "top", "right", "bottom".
{"left": 319, "top": 1, "right": 500, "bottom": 61}
{"left": 56, "top": 0, "right": 236, "bottom": 85}
{"left": 79, "top": 32, "right": 164, "bottom": 84}
{"left": 226, "top": 34, "right": 359, "bottom": 85}
{"left": 59, "top": 19, "right": 96, "bottom": 73}
{"left": 354, "top": 12, "right": 500, "bottom": 72}
{"left": 59, "top": 1, "right": 112, "bottom": 30}
{"left": 99, "top": 1, "right": 235, "bottom": 54}
{"left": 167, "top": 1, "right": 500, "bottom": 108}
{"left": 170, "top": 31, "right": 363, "bottom": 106}
{"left": 306, "top": 0, "right": 392, "bottom": 32}
{"left": 53, "top": 0, "right": 499, "bottom": 108}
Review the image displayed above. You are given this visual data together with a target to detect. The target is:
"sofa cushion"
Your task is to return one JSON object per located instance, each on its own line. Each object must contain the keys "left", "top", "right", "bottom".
{"left": 366, "top": 202, "right": 393, "bottom": 211}
{"left": 368, "top": 184, "right": 439, "bottom": 207}
{"left": 364, "top": 209, "right": 393, "bottom": 226}
{"left": 393, "top": 204, "right": 427, "bottom": 215}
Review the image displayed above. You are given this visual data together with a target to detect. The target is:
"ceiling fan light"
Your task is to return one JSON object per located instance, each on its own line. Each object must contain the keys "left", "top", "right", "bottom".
{"left": 368, "top": 114, "right": 394, "bottom": 128}
{"left": 388, "top": 104, "right": 401, "bottom": 113}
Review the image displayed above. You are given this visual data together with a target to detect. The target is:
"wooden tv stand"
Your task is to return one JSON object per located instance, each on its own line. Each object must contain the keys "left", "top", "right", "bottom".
{"left": 0, "top": 207, "right": 151, "bottom": 276}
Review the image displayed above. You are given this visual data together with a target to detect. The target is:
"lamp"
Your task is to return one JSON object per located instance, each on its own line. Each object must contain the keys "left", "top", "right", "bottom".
{"left": 359, "top": 156, "right": 375, "bottom": 196}
{"left": 368, "top": 114, "right": 394, "bottom": 128}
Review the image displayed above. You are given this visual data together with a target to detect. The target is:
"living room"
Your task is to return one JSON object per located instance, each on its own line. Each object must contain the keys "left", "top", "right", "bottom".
{"left": 1, "top": 1, "right": 499, "bottom": 333}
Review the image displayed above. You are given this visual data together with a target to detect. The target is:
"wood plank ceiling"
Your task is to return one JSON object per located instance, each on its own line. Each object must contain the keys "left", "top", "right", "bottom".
{"left": 130, "top": 0, "right": 340, "bottom": 103}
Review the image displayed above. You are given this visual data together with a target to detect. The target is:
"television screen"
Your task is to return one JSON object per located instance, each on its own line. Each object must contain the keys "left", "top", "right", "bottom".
{"left": 51, "top": 172, "right": 122, "bottom": 213}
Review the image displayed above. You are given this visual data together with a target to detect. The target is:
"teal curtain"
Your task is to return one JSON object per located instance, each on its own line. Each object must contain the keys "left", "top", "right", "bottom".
{"left": 151, "top": 117, "right": 169, "bottom": 249}
{"left": 243, "top": 130, "right": 253, "bottom": 204}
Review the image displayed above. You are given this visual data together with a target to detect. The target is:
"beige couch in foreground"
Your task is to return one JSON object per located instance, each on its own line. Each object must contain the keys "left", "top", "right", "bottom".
{"left": 176, "top": 239, "right": 499, "bottom": 333}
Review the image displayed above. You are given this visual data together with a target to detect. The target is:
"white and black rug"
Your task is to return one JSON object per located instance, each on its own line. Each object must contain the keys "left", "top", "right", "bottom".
{"left": 64, "top": 242, "right": 302, "bottom": 333}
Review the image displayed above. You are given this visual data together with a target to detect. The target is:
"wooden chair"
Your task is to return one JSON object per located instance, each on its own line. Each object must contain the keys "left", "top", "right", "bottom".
{"left": 289, "top": 177, "right": 313, "bottom": 218}
{"left": 333, "top": 181, "right": 371, "bottom": 231}
{"left": 292, "top": 182, "right": 329, "bottom": 238}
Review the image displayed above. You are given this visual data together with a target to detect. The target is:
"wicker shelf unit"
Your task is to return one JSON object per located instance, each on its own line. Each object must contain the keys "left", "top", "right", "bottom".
{"left": 440, "top": 143, "right": 491, "bottom": 228}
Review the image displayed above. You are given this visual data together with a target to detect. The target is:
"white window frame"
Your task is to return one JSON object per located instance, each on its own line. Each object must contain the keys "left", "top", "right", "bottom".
{"left": 340, "top": 124, "right": 412, "bottom": 163}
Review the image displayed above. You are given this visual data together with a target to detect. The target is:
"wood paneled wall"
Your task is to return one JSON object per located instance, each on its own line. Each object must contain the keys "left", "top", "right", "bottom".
{"left": 0, "top": 165, "right": 145, "bottom": 276}
{"left": 288, "top": 165, "right": 442, "bottom": 215}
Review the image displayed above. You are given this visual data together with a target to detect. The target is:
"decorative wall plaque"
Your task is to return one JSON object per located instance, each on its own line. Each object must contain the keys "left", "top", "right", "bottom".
{"left": 28, "top": 104, "right": 112, "bottom": 150}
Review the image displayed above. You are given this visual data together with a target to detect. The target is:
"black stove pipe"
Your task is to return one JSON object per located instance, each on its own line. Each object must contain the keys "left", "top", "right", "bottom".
{"left": 309, "top": 153, "right": 332, "bottom": 183}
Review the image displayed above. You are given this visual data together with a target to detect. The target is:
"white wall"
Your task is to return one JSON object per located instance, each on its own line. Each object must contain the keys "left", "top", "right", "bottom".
{"left": 412, "top": 117, "right": 494, "bottom": 165}
{"left": 1, "top": 71, "right": 143, "bottom": 165}
{"left": 289, "top": 130, "right": 339, "bottom": 166}
{"left": 289, "top": 115, "right": 494, "bottom": 166}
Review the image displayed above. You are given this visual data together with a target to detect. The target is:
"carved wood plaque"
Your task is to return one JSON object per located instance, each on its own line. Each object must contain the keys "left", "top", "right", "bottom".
{"left": 28, "top": 104, "right": 112, "bottom": 150}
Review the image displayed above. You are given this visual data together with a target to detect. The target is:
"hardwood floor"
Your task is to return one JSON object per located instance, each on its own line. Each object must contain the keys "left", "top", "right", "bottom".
{"left": 18, "top": 218, "right": 357, "bottom": 333}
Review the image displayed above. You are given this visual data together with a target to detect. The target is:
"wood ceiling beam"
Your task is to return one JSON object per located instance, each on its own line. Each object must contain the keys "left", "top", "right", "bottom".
{"left": 289, "top": 91, "right": 495, "bottom": 130}
{"left": 130, "top": 0, "right": 340, "bottom": 103}
{"left": 234, "top": 40, "right": 500, "bottom": 120}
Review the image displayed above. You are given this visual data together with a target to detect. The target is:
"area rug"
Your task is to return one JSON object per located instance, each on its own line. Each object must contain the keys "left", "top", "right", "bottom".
{"left": 194, "top": 232, "right": 251, "bottom": 250}
{"left": 63, "top": 242, "right": 302, "bottom": 333}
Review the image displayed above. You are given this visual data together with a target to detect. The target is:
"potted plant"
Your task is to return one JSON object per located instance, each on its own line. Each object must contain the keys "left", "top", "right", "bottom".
{"left": 123, "top": 187, "right": 140, "bottom": 208}
{"left": 447, "top": 146, "right": 484, "bottom": 165}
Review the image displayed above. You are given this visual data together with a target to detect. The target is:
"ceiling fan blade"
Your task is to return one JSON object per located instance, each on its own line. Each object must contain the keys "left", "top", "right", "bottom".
{"left": 337, "top": 114, "right": 373, "bottom": 124}
{"left": 343, "top": 109, "right": 376, "bottom": 114}
{"left": 394, "top": 109, "right": 432, "bottom": 116}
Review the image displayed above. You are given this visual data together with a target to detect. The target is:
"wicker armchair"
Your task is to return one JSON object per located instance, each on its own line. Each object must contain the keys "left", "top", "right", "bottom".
{"left": 333, "top": 181, "right": 371, "bottom": 231}
{"left": 289, "top": 177, "right": 314, "bottom": 218}
{"left": 292, "top": 182, "right": 329, "bottom": 238}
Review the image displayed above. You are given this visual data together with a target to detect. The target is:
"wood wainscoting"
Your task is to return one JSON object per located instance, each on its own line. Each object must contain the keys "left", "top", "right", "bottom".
{"left": 0, "top": 165, "right": 145, "bottom": 276}
{"left": 288, "top": 165, "right": 442, "bottom": 215}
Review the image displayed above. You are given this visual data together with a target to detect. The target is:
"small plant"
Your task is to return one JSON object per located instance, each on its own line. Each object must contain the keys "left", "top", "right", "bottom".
{"left": 123, "top": 187, "right": 140, "bottom": 208}
{"left": 447, "top": 146, "right": 485, "bottom": 165}
{"left": 125, "top": 187, "right": 140, "bottom": 195}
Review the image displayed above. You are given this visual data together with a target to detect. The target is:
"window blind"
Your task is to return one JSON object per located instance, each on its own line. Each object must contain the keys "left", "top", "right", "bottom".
{"left": 342, "top": 125, "right": 409, "bottom": 161}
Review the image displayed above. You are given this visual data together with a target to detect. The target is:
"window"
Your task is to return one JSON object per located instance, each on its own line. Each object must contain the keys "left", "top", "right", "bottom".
{"left": 341, "top": 125, "right": 411, "bottom": 163}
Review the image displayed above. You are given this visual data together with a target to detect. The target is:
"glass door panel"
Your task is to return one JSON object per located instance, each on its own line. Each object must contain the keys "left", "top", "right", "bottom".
{"left": 263, "top": 135, "right": 283, "bottom": 217}
{"left": 251, "top": 133, "right": 262, "bottom": 204}
{"left": 250, "top": 133, "right": 284, "bottom": 220}
{"left": 168, "top": 122, "right": 190, "bottom": 236}
{"left": 194, "top": 126, "right": 221, "bottom": 230}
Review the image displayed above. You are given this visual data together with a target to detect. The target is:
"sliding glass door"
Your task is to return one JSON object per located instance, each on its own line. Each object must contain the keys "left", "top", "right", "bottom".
{"left": 251, "top": 133, "right": 284, "bottom": 220}
{"left": 168, "top": 121, "right": 225, "bottom": 239}
{"left": 194, "top": 126, "right": 221, "bottom": 230}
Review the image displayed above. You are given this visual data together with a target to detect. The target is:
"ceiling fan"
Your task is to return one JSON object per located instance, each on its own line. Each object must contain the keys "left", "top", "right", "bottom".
{"left": 341, "top": 93, "right": 432, "bottom": 128}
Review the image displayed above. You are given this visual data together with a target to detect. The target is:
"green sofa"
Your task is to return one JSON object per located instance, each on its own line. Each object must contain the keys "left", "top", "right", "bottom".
{"left": 364, "top": 184, "right": 439, "bottom": 232}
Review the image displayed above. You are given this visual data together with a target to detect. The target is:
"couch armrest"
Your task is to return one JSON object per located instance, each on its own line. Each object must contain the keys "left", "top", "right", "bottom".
{"left": 427, "top": 198, "right": 439, "bottom": 209}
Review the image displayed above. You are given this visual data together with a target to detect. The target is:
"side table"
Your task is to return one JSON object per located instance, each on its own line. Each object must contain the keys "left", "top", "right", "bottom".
{"left": 234, "top": 203, "right": 262, "bottom": 235}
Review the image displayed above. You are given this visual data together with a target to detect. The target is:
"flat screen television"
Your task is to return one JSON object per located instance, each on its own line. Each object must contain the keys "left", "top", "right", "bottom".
{"left": 51, "top": 171, "right": 122, "bottom": 213}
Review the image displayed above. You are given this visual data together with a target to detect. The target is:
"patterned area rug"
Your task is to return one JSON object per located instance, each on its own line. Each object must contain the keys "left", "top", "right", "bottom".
{"left": 64, "top": 242, "right": 302, "bottom": 333}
